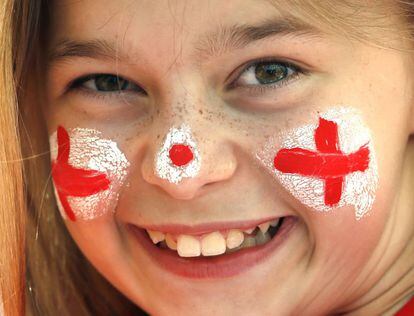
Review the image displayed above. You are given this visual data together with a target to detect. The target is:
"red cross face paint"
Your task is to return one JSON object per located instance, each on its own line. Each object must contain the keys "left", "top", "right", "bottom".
{"left": 50, "top": 126, "right": 130, "bottom": 221}
{"left": 257, "top": 107, "right": 379, "bottom": 220}
{"left": 155, "top": 124, "right": 201, "bottom": 184}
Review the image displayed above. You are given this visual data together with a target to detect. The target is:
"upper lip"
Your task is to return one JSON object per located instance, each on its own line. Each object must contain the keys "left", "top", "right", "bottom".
{"left": 134, "top": 216, "right": 283, "bottom": 235}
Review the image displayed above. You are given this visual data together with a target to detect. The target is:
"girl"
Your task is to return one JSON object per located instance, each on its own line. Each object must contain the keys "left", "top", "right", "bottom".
{"left": 1, "top": 0, "right": 414, "bottom": 315}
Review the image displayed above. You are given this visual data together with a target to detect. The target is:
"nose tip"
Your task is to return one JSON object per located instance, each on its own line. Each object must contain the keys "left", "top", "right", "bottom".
{"left": 147, "top": 177, "right": 211, "bottom": 200}
{"left": 141, "top": 124, "right": 237, "bottom": 200}
{"left": 142, "top": 153, "right": 237, "bottom": 200}
{"left": 151, "top": 124, "right": 202, "bottom": 186}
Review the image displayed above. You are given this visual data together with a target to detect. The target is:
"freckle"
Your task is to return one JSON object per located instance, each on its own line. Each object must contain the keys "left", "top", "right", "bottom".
{"left": 157, "top": 134, "right": 160, "bottom": 139}
{"left": 199, "top": 109, "right": 203, "bottom": 115}
{"left": 156, "top": 109, "right": 160, "bottom": 115}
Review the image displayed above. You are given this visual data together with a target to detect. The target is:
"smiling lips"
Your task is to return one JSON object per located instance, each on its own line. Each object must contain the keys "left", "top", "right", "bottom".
{"left": 145, "top": 218, "right": 281, "bottom": 257}
{"left": 131, "top": 217, "right": 296, "bottom": 279}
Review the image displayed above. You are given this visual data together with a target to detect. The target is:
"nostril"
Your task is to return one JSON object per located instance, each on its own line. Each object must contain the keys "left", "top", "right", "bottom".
{"left": 169, "top": 144, "right": 194, "bottom": 167}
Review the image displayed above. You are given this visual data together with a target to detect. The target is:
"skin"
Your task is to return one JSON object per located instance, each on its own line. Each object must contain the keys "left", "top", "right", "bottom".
{"left": 43, "top": 0, "right": 414, "bottom": 315}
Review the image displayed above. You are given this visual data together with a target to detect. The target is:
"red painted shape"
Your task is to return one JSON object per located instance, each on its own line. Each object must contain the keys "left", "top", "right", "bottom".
{"left": 51, "top": 126, "right": 111, "bottom": 221}
{"left": 274, "top": 117, "right": 370, "bottom": 206}
{"left": 169, "top": 144, "right": 194, "bottom": 167}
{"left": 396, "top": 296, "right": 414, "bottom": 316}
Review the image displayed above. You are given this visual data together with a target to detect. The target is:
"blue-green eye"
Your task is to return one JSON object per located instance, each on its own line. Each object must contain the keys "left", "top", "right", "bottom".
{"left": 73, "top": 74, "right": 143, "bottom": 93}
{"left": 235, "top": 61, "right": 298, "bottom": 87}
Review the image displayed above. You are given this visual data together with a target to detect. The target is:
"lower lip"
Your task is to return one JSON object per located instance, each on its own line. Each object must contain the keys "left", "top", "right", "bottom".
{"left": 129, "top": 216, "right": 297, "bottom": 279}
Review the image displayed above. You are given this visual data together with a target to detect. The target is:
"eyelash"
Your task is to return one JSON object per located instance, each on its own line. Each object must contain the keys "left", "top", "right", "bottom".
{"left": 228, "top": 58, "right": 306, "bottom": 94}
{"left": 68, "top": 74, "right": 145, "bottom": 99}
{"left": 67, "top": 59, "right": 306, "bottom": 98}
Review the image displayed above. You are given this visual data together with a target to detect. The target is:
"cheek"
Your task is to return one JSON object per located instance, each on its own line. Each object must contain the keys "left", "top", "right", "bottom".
{"left": 49, "top": 126, "right": 130, "bottom": 221}
{"left": 256, "top": 107, "right": 379, "bottom": 220}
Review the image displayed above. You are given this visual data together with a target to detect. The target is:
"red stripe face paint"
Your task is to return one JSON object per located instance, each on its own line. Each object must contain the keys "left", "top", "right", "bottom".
{"left": 50, "top": 126, "right": 130, "bottom": 221}
{"left": 274, "top": 118, "right": 370, "bottom": 206}
{"left": 257, "top": 107, "right": 378, "bottom": 219}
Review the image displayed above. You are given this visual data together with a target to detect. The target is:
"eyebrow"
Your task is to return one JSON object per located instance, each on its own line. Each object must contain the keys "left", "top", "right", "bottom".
{"left": 193, "top": 17, "right": 320, "bottom": 60}
{"left": 48, "top": 39, "right": 128, "bottom": 63}
{"left": 48, "top": 17, "right": 319, "bottom": 64}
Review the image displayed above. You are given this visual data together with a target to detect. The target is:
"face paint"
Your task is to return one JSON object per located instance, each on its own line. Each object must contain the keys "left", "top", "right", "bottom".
{"left": 155, "top": 124, "right": 201, "bottom": 184}
{"left": 50, "top": 126, "right": 130, "bottom": 221}
{"left": 257, "top": 107, "right": 379, "bottom": 219}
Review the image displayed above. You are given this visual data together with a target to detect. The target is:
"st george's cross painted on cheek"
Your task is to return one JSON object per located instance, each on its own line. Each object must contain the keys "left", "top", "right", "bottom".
{"left": 257, "top": 107, "right": 379, "bottom": 220}
{"left": 50, "top": 126, "right": 130, "bottom": 221}
{"left": 274, "top": 117, "right": 370, "bottom": 206}
{"left": 51, "top": 126, "right": 111, "bottom": 221}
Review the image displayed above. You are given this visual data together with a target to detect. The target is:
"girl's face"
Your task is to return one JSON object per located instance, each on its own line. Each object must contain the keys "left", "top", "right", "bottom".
{"left": 45, "top": 0, "right": 414, "bottom": 314}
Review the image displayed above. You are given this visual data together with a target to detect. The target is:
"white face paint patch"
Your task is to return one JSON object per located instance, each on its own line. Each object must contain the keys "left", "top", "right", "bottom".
{"left": 155, "top": 124, "right": 201, "bottom": 184}
{"left": 256, "top": 107, "right": 379, "bottom": 220}
{"left": 50, "top": 126, "right": 130, "bottom": 221}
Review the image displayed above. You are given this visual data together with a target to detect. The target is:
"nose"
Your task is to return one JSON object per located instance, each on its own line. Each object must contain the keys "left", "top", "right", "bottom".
{"left": 141, "top": 125, "right": 237, "bottom": 200}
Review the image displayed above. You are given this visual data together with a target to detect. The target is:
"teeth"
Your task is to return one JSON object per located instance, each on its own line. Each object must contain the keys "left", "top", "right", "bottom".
{"left": 148, "top": 218, "right": 281, "bottom": 257}
{"left": 147, "top": 230, "right": 165, "bottom": 244}
{"left": 226, "top": 229, "right": 244, "bottom": 249}
{"left": 258, "top": 222, "right": 270, "bottom": 234}
{"left": 255, "top": 230, "right": 271, "bottom": 245}
{"left": 244, "top": 227, "right": 255, "bottom": 234}
{"left": 177, "top": 235, "right": 201, "bottom": 257}
{"left": 165, "top": 234, "right": 177, "bottom": 250}
{"left": 242, "top": 236, "right": 256, "bottom": 248}
{"left": 270, "top": 219, "right": 280, "bottom": 227}
{"left": 226, "top": 244, "right": 243, "bottom": 254}
{"left": 201, "top": 232, "right": 226, "bottom": 256}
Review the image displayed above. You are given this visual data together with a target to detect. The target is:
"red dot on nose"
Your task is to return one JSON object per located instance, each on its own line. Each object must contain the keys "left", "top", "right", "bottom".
{"left": 169, "top": 144, "right": 194, "bottom": 167}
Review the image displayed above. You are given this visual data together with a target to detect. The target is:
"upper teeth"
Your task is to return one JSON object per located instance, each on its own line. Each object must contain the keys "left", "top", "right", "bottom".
{"left": 146, "top": 219, "right": 280, "bottom": 257}
{"left": 147, "top": 230, "right": 165, "bottom": 244}
{"left": 177, "top": 235, "right": 201, "bottom": 257}
{"left": 226, "top": 229, "right": 244, "bottom": 249}
{"left": 200, "top": 231, "right": 226, "bottom": 256}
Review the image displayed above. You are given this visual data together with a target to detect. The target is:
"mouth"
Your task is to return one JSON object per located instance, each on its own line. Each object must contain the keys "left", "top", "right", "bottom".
{"left": 147, "top": 218, "right": 283, "bottom": 257}
{"left": 129, "top": 216, "right": 297, "bottom": 279}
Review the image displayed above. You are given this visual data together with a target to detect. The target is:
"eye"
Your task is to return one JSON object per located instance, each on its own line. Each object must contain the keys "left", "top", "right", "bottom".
{"left": 71, "top": 74, "right": 145, "bottom": 94}
{"left": 231, "top": 60, "right": 302, "bottom": 90}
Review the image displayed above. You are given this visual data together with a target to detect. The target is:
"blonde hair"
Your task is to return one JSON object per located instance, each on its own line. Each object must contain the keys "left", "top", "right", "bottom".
{"left": 0, "top": 0, "right": 25, "bottom": 314}
{"left": 0, "top": 0, "right": 413, "bottom": 315}
{"left": 3, "top": 0, "right": 139, "bottom": 315}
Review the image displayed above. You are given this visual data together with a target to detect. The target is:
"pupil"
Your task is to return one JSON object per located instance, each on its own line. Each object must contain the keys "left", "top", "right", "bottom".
{"left": 95, "top": 75, "right": 128, "bottom": 91}
{"left": 255, "top": 63, "right": 288, "bottom": 84}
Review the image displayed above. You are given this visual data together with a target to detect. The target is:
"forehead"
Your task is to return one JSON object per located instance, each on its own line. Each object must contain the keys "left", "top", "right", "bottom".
{"left": 51, "top": 0, "right": 285, "bottom": 34}
{"left": 49, "top": 1, "right": 314, "bottom": 48}
{"left": 48, "top": 0, "right": 329, "bottom": 69}
{"left": 47, "top": 0, "right": 409, "bottom": 80}
{"left": 49, "top": 0, "right": 397, "bottom": 38}
{"left": 49, "top": 1, "right": 272, "bottom": 38}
